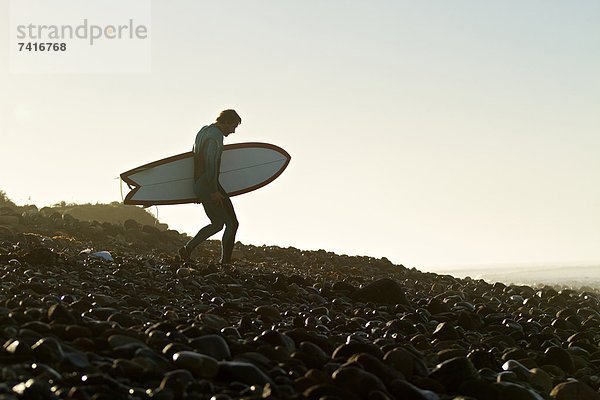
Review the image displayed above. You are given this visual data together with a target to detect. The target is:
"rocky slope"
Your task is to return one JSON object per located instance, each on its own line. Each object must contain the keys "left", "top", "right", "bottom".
{"left": 0, "top": 205, "right": 599, "bottom": 399}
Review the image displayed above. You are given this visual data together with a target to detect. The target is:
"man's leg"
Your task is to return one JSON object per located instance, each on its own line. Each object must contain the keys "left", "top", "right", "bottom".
{"left": 220, "top": 196, "right": 239, "bottom": 264}
{"left": 183, "top": 201, "right": 225, "bottom": 257}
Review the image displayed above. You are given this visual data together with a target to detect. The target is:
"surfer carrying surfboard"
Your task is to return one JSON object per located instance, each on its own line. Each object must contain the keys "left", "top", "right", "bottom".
{"left": 178, "top": 109, "right": 242, "bottom": 264}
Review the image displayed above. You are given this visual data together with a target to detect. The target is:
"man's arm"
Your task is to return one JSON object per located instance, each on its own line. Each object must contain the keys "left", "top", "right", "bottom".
{"left": 203, "top": 139, "right": 224, "bottom": 206}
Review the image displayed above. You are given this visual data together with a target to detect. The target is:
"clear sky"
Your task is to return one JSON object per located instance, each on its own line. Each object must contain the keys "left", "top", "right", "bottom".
{"left": 1, "top": 1, "right": 599, "bottom": 270}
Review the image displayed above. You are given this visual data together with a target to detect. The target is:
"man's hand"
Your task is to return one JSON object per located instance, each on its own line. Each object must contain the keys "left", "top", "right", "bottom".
{"left": 210, "top": 191, "right": 225, "bottom": 207}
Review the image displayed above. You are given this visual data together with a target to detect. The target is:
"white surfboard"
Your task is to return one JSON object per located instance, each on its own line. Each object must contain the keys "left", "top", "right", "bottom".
{"left": 120, "top": 142, "right": 291, "bottom": 206}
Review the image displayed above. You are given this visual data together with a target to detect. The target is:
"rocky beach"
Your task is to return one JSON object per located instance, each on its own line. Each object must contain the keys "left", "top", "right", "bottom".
{"left": 1, "top": 205, "right": 600, "bottom": 400}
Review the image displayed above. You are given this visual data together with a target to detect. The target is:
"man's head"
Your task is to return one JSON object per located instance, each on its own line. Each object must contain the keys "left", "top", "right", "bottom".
{"left": 215, "top": 109, "right": 241, "bottom": 136}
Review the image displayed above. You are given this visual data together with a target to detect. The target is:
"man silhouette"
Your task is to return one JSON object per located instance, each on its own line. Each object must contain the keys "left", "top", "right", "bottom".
{"left": 179, "top": 109, "right": 241, "bottom": 264}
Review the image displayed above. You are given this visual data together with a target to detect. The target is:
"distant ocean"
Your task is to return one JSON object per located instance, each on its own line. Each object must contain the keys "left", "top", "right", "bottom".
{"left": 426, "top": 264, "right": 600, "bottom": 291}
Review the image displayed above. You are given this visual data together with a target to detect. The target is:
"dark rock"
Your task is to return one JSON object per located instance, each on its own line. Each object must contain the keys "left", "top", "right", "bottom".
{"left": 497, "top": 381, "right": 545, "bottom": 400}
{"left": 172, "top": 351, "right": 219, "bottom": 379}
{"left": 458, "top": 379, "right": 501, "bottom": 400}
{"left": 529, "top": 368, "right": 553, "bottom": 394}
{"left": 429, "top": 357, "right": 480, "bottom": 393}
{"left": 501, "top": 360, "right": 532, "bottom": 381}
{"left": 218, "top": 361, "right": 274, "bottom": 385}
{"left": 189, "top": 334, "right": 231, "bottom": 360}
{"left": 438, "top": 348, "right": 467, "bottom": 362}
{"left": 432, "top": 322, "right": 462, "bottom": 340}
{"left": 30, "top": 337, "right": 64, "bottom": 363}
{"left": 332, "top": 342, "right": 384, "bottom": 361}
{"left": 22, "top": 247, "right": 58, "bottom": 265}
{"left": 255, "top": 305, "right": 281, "bottom": 321}
{"left": 351, "top": 278, "right": 408, "bottom": 305}
{"left": 12, "top": 378, "right": 54, "bottom": 399}
{"left": 550, "top": 381, "right": 600, "bottom": 400}
{"left": 387, "top": 379, "right": 438, "bottom": 400}
{"left": 159, "top": 369, "right": 194, "bottom": 396}
{"left": 47, "top": 303, "right": 77, "bottom": 323}
{"left": 112, "top": 358, "right": 145, "bottom": 380}
{"left": 124, "top": 219, "right": 141, "bottom": 230}
{"left": 384, "top": 347, "right": 428, "bottom": 379}
{"left": 331, "top": 365, "right": 388, "bottom": 398}
{"left": 107, "top": 312, "right": 140, "bottom": 327}
{"left": 544, "top": 347, "right": 575, "bottom": 374}
{"left": 303, "top": 384, "right": 360, "bottom": 400}
{"left": 255, "top": 330, "right": 295, "bottom": 353}
{"left": 291, "top": 341, "right": 330, "bottom": 369}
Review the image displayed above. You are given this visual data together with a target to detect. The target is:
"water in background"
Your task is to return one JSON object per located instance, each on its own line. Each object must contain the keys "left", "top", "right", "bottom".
{"left": 426, "top": 263, "right": 600, "bottom": 291}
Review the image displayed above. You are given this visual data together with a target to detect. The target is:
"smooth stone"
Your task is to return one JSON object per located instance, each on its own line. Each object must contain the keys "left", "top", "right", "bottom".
{"left": 502, "top": 360, "right": 532, "bottom": 381}
{"left": 528, "top": 368, "right": 553, "bottom": 394}
{"left": 218, "top": 361, "right": 274, "bottom": 385}
{"left": 47, "top": 303, "right": 77, "bottom": 323}
{"left": 61, "top": 325, "right": 93, "bottom": 341}
{"left": 571, "top": 354, "right": 589, "bottom": 371}
{"left": 220, "top": 327, "right": 241, "bottom": 339}
{"left": 332, "top": 281, "right": 356, "bottom": 292}
{"left": 255, "top": 305, "right": 281, "bottom": 320}
{"left": 90, "top": 294, "right": 121, "bottom": 307}
{"left": 350, "top": 278, "right": 409, "bottom": 305}
{"left": 107, "top": 312, "right": 139, "bottom": 327}
{"left": 364, "top": 389, "right": 394, "bottom": 400}
{"left": 502, "top": 348, "right": 528, "bottom": 362}
{"left": 550, "top": 381, "right": 600, "bottom": 400}
{"left": 189, "top": 334, "right": 231, "bottom": 360}
{"left": 176, "top": 267, "right": 193, "bottom": 278}
{"left": 21, "top": 321, "right": 51, "bottom": 335}
{"left": 386, "top": 319, "right": 419, "bottom": 335}
{"left": 332, "top": 342, "right": 383, "bottom": 361}
{"left": 540, "top": 364, "right": 566, "bottom": 379}
{"left": 458, "top": 310, "right": 483, "bottom": 330}
{"left": 497, "top": 371, "right": 520, "bottom": 384}
{"left": 255, "top": 330, "right": 295, "bottom": 353}
{"left": 331, "top": 365, "right": 388, "bottom": 398}
{"left": 31, "top": 362, "right": 62, "bottom": 381}
{"left": 112, "top": 359, "right": 145, "bottom": 380}
{"left": 429, "top": 357, "right": 480, "bottom": 392}
{"left": 411, "top": 334, "right": 432, "bottom": 351}
{"left": 544, "top": 347, "right": 575, "bottom": 374}
{"left": 159, "top": 369, "right": 194, "bottom": 395}
{"left": 234, "top": 351, "right": 272, "bottom": 371}
{"left": 432, "top": 322, "right": 461, "bottom": 340}
{"left": 62, "top": 351, "right": 90, "bottom": 369}
{"left": 458, "top": 378, "right": 501, "bottom": 400}
{"left": 384, "top": 347, "right": 428, "bottom": 378}
{"left": 348, "top": 353, "right": 404, "bottom": 385}
{"left": 173, "top": 351, "right": 219, "bottom": 379}
{"left": 162, "top": 342, "right": 192, "bottom": 358}
{"left": 437, "top": 348, "right": 467, "bottom": 362}
{"left": 427, "top": 298, "right": 451, "bottom": 314}
{"left": 285, "top": 329, "right": 334, "bottom": 354}
{"left": 134, "top": 348, "right": 171, "bottom": 371}
{"left": 292, "top": 341, "right": 330, "bottom": 369}
{"left": 496, "top": 382, "right": 546, "bottom": 400}
{"left": 387, "top": 379, "right": 440, "bottom": 400}
{"left": 107, "top": 334, "right": 146, "bottom": 349}
{"left": 30, "top": 337, "right": 64, "bottom": 363}
{"left": 303, "top": 383, "right": 360, "bottom": 400}
{"left": 502, "top": 318, "right": 523, "bottom": 332}
{"left": 12, "top": 378, "right": 53, "bottom": 398}
{"left": 199, "top": 314, "right": 229, "bottom": 330}
{"left": 311, "top": 306, "right": 329, "bottom": 317}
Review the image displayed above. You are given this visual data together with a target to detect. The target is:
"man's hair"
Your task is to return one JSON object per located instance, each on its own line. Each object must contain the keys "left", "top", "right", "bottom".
{"left": 216, "top": 109, "right": 242, "bottom": 125}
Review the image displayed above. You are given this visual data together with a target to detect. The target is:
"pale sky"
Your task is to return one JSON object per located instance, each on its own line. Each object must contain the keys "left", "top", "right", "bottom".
{"left": 1, "top": 1, "right": 599, "bottom": 270}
